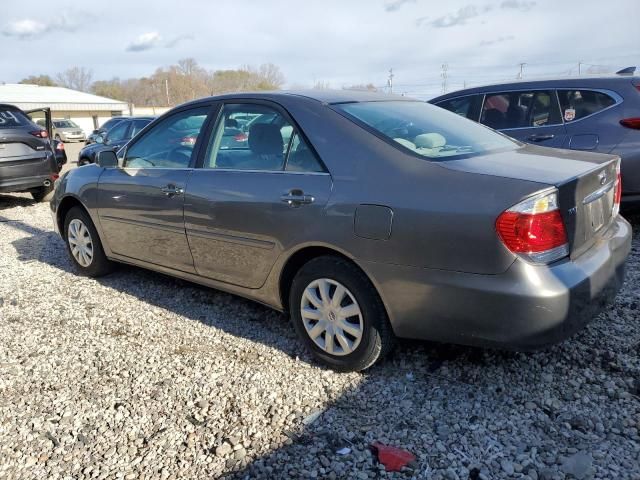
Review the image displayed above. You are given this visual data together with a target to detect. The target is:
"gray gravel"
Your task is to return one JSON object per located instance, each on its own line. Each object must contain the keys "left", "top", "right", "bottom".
{"left": 1, "top": 195, "right": 639, "bottom": 480}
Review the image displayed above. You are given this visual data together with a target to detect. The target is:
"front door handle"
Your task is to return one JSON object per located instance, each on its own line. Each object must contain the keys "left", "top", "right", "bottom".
{"left": 160, "top": 184, "right": 184, "bottom": 197}
{"left": 281, "top": 190, "right": 315, "bottom": 207}
{"left": 527, "top": 134, "right": 555, "bottom": 142}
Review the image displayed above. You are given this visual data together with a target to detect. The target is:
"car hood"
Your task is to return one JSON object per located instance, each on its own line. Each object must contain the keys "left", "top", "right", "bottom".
{"left": 439, "top": 144, "right": 617, "bottom": 186}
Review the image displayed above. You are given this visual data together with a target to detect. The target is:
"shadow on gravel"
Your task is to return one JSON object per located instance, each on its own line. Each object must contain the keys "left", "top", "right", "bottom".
{"left": 0, "top": 193, "right": 37, "bottom": 211}
{"left": 2, "top": 212, "right": 640, "bottom": 478}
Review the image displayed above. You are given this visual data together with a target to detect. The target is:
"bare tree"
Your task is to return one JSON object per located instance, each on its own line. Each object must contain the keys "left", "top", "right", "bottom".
{"left": 56, "top": 67, "right": 93, "bottom": 92}
{"left": 19, "top": 75, "right": 57, "bottom": 87}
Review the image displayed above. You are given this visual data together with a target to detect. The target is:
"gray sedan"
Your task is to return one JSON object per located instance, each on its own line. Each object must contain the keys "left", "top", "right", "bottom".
{"left": 50, "top": 91, "right": 631, "bottom": 371}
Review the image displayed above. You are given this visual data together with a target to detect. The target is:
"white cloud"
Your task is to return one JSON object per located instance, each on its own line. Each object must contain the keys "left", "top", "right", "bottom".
{"left": 2, "top": 15, "right": 77, "bottom": 38}
{"left": 127, "top": 32, "right": 163, "bottom": 52}
{"left": 384, "top": 0, "right": 416, "bottom": 12}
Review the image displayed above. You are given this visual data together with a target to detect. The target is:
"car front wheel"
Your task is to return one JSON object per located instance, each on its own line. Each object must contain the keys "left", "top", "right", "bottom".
{"left": 64, "top": 206, "right": 113, "bottom": 277}
{"left": 289, "top": 256, "right": 395, "bottom": 371}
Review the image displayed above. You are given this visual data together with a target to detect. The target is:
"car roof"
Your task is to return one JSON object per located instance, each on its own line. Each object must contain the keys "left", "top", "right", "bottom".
{"left": 0, "top": 103, "right": 23, "bottom": 111}
{"left": 178, "top": 90, "right": 417, "bottom": 108}
{"left": 431, "top": 74, "right": 640, "bottom": 101}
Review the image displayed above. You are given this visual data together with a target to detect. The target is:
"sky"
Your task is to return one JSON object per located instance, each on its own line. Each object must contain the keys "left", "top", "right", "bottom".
{"left": 0, "top": 0, "right": 638, "bottom": 98}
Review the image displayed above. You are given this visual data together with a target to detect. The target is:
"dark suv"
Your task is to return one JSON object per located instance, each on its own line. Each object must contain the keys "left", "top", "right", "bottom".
{"left": 0, "top": 104, "right": 63, "bottom": 201}
{"left": 78, "top": 116, "right": 154, "bottom": 165}
{"left": 430, "top": 73, "right": 640, "bottom": 204}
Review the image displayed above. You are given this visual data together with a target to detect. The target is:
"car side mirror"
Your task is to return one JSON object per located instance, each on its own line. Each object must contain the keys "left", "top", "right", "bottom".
{"left": 96, "top": 150, "right": 118, "bottom": 168}
{"left": 95, "top": 135, "right": 105, "bottom": 144}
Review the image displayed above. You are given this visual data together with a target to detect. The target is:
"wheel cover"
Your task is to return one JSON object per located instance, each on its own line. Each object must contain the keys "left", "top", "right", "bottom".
{"left": 67, "top": 219, "right": 94, "bottom": 267}
{"left": 300, "top": 278, "right": 364, "bottom": 356}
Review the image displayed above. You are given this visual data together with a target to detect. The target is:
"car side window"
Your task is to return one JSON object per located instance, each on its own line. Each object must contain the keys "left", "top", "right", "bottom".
{"left": 285, "top": 133, "right": 325, "bottom": 173}
{"left": 480, "top": 90, "right": 560, "bottom": 130}
{"left": 106, "top": 121, "right": 129, "bottom": 142}
{"left": 436, "top": 95, "right": 482, "bottom": 121}
{"left": 557, "top": 90, "right": 616, "bottom": 122}
{"left": 131, "top": 120, "right": 150, "bottom": 137}
{"left": 123, "top": 107, "right": 209, "bottom": 169}
{"left": 205, "top": 104, "right": 292, "bottom": 171}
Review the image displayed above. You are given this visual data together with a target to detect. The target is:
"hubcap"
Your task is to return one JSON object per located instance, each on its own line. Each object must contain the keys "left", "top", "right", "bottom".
{"left": 300, "top": 278, "right": 363, "bottom": 356}
{"left": 67, "top": 219, "right": 94, "bottom": 267}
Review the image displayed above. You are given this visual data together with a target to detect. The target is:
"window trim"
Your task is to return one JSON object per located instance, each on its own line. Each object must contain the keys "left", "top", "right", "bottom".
{"left": 197, "top": 99, "right": 328, "bottom": 175}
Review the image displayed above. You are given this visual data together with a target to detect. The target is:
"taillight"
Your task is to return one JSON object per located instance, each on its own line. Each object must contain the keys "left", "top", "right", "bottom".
{"left": 619, "top": 118, "right": 640, "bottom": 129}
{"left": 30, "top": 130, "right": 48, "bottom": 138}
{"left": 613, "top": 161, "right": 622, "bottom": 217}
{"left": 234, "top": 133, "right": 248, "bottom": 142}
{"left": 496, "top": 190, "right": 569, "bottom": 264}
{"left": 56, "top": 142, "right": 65, "bottom": 151}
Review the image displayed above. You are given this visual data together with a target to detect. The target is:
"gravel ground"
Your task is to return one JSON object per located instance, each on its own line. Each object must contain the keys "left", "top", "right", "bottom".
{"left": 0, "top": 196, "right": 639, "bottom": 480}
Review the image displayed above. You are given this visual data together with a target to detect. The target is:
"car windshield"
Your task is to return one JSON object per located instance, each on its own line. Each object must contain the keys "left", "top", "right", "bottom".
{"left": 335, "top": 100, "right": 518, "bottom": 160}
{"left": 0, "top": 109, "right": 31, "bottom": 128}
{"left": 54, "top": 120, "right": 79, "bottom": 128}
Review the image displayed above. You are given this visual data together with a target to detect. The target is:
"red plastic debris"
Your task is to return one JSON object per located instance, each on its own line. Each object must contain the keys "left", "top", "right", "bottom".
{"left": 371, "top": 442, "right": 416, "bottom": 472}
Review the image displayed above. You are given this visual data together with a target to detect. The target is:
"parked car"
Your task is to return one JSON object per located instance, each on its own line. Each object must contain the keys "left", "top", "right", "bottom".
{"left": 0, "top": 104, "right": 61, "bottom": 201}
{"left": 77, "top": 117, "right": 154, "bottom": 166}
{"left": 85, "top": 116, "right": 128, "bottom": 145}
{"left": 51, "top": 91, "right": 631, "bottom": 371}
{"left": 37, "top": 118, "right": 86, "bottom": 142}
{"left": 430, "top": 71, "right": 640, "bottom": 205}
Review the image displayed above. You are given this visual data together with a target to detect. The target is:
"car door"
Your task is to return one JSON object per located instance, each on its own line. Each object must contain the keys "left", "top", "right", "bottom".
{"left": 184, "top": 101, "right": 332, "bottom": 289}
{"left": 96, "top": 105, "right": 212, "bottom": 272}
{"left": 480, "top": 90, "right": 567, "bottom": 147}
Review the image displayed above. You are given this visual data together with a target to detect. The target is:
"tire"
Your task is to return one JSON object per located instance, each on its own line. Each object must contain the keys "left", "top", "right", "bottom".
{"left": 63, "top": 206, "right": 113, "bottom": 277}
{"left": 30, "top": 185, "right": 53, "bottom": 202}
{"left": 289, "top": 256, "right": 395, "bottom": 371}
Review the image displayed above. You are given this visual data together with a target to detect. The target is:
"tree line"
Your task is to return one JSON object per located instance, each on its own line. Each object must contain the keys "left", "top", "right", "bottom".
{"left": 19, "top": 59, "right": 287, "bottom": 107}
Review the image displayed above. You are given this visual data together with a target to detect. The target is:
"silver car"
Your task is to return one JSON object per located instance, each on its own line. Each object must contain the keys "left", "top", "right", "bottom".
{"left": 50, "top": 91, "right": 631, "bottom": 371}
{"left": 38, "top": 119, "right": 86, "bottom": 142}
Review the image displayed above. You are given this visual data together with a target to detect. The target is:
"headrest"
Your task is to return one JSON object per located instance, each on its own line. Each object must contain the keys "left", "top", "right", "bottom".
{"left": 414, "top": 133, "right": 446, "bottom": 149}
{"left": 249, "top": 124, "right": 283, "bottom": 155}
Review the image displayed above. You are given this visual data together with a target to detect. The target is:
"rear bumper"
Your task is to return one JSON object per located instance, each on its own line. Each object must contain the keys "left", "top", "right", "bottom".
{"left": 0, "top": 174, "right": 54, "bottom": 193}
{"left": 363, "top": 215, "right": 632, "bottom": 349}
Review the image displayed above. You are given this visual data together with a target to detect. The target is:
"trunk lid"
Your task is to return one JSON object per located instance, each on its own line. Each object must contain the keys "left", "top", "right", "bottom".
{"left": 441, "top": 144, "right": 619, "bottom": 258}
{"left": 0, "top": 127, "right": 52, "bottom": 181}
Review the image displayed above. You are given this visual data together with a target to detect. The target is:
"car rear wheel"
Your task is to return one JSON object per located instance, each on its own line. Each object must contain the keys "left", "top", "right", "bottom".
{"left": 289, "top": 256, "right": 395, "bottom": 371}
{"left": 64, "top": 206, "right": 113, "bottom": 277}
{"left": 30, "top": 186, "right": 53, "bottom": 202}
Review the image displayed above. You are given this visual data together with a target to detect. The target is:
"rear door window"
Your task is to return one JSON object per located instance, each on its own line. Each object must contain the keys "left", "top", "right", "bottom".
{"left": 0, "top": 109, "right": 31, "bottom": 128}
{"left": 435, "top": 95, "right": 482, "bottom": 121}
{"left": 557, "top": 90, "right": 616, "bottom": 122}
{"left": 480, "top": 90, "right": 561, "bottom": 130}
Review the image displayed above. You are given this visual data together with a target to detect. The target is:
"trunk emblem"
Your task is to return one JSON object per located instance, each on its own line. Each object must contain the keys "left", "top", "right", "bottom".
{"left": 598, "top": 171, "right": 607, "bottom": 185}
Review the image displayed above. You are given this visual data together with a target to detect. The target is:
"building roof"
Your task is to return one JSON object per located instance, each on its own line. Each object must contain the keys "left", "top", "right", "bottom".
{"left": 0, "top": 83, "right": 127, "bottom": 111}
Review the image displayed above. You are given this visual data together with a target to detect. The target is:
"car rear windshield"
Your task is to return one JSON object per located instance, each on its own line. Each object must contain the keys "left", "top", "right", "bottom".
{"left": 0, "top": 108, "right": 31, "bottom": 129}
{"left": 335, "top": 101, "right": 517, "bottom": 160}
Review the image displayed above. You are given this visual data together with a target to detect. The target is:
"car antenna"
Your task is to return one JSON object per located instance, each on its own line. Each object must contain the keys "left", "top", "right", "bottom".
{"left": 616, "top": 66, "right": 636, "bottom": 75}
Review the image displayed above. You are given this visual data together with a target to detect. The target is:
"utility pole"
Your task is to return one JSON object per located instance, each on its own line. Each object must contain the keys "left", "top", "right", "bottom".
{"left": 578, "top": 61, "right": 583, "bottom": 75}
{"left": 441, "top": 63, "right": 448, "bottom": 94}
{"left": 387, "top": 68, "right": 394, "bottom": 94}
{"left": 165, "top": 79, "right": 170, "bottom": 106}
{"left": 517, "top": 62, "right": 526, "bottom": 79}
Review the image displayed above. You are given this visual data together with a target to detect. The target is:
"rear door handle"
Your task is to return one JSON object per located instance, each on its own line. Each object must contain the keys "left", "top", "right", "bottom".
{"left": 281, "top": 190, "right": 315, "bottom": 207}
{"left": 160, "top": 184, "right": 184, "bottom": 197}
{"left": 527, "top": 134, "right": 555, "bottom": 142}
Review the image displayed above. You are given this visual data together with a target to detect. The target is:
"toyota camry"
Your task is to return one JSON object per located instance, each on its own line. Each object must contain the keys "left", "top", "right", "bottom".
{"left": 50, "top": 91, "right": 632, "bottom": 371}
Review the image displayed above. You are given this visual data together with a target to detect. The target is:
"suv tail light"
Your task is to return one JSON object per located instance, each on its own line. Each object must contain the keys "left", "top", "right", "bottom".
{"left": 496, "top": 190, "right": 569, "bottom": 264}
{"left": 619, "top": 118, "right": 640, "bottom": 130}
{"left": 613, "top": 161, "right": 622, "bottom": 217}
{"left": 30, "top": 129, "right": 49, "bottom": 139}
